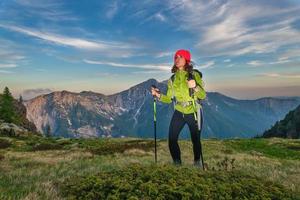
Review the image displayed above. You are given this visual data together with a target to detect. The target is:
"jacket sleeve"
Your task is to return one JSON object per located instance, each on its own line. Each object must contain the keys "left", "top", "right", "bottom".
{"left": 193, "top": 72, "right": 206, "bottom": 100}
{"left": 159, "top": 79, "right": 173, "bottom": 104}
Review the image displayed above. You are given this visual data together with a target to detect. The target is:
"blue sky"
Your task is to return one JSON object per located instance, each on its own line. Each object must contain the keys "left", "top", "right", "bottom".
{"left": 0, "top": 0, "right": 300, "bottom": 100}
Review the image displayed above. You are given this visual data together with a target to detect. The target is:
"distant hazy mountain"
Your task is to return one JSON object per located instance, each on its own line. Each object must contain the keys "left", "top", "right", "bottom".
{"left": 262, "top": 105, "right": 300, "bottom": 139}
{"left": 25, "top": 79, "right": 300, "bottom": 139}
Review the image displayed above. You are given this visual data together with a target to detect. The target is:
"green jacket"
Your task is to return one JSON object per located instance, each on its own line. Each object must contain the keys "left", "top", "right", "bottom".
{"left": 159, "top": 70, "right": 206, "bottom": 114}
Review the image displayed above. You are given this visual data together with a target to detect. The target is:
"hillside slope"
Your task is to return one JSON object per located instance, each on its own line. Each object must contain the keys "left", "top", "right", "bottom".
{"left": 263, "top": 105, "right": 300, "bottom": 138}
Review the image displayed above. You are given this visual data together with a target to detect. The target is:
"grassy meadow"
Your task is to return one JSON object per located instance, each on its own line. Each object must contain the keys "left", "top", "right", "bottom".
{"left": 0, "top": 135, "right": 299, "bottom": 199}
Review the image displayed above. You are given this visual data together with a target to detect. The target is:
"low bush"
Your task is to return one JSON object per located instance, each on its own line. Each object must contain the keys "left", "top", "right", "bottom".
{"left": 0, "top": 153, "right": 4, "bottom": 160}
{"left": 61, "top": 164, "right": 297, "bottom": 200}
{"left": 88, "top": 140, "right": 155, "bottom": 156}
{"left": 30, "top": 142, "right": 65, "bottom": 151}
{"left": 0, "top": 138, "right": 11, "bottom": 149}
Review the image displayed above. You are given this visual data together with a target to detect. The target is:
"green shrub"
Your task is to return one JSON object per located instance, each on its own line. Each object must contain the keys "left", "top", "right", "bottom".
{"left": 0, "top": 153, "right": 4, "bottom": 160}
{"left": 56, "top": 138, "right": 73, "bottom": 146}
{"left": 61, "top": 164, "right": 297, "bottom": 200}
{"left": 30, "top": 142, "right": 64, "bottom": 151}
{"left": 88, "top": 140, "right": 155, "bottom": 156}
{"left": 16, "top": 136, "right": 74, "bottom": 151}
{"left": 0, "top": 138, "right": 11, "bottom": 149}
{"left": 1, "top": 136, "right": 156, "bottom": 153}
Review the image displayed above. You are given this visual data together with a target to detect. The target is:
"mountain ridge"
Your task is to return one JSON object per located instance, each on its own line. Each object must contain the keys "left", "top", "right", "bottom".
{"left": 24, "top": 79, "right": 300, "bottom": 138}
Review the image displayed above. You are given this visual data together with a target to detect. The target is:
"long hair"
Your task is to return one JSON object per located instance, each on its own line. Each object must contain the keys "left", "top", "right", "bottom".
{"left": 171, "top": 62, "right": 194, "bottom": 73}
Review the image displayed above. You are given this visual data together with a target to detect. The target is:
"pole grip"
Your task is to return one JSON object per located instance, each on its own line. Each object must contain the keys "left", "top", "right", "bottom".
{"left": 187, "top": 73, "right": 194, "bottom": 97}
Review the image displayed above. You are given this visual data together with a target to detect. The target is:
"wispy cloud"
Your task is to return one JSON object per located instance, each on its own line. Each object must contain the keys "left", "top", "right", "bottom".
{"left": 0, "top": 63, "right": 17, "bottom": 68}
{"left": 247, "top": 60, "right": 264, "bottom": 67}
{"left": 155, "top": 51, "right": 173, "bottom": 58}
{"left": 0, "top": 39, "right": 26, "bottom": 62}
{"left": 4, "top": 0, "right": 79, "bottom": 22}
{"left": 83, "top": 59, "right": 171, "bottom": 71}
{"left": 280, "top": 49, "right": 300, "bottom": 59}
{"left": 0, "top": 39, "right": 26, "bottom": 68}
{"left": 258, "top": 73, "right": 300, "bottom": 78}
{"left": 225, "top": 64, "right": 235, "bottom": 68}
{"left": 166, "top": 0, "right": 300, "bottom": 57}
{"left": 0, "top": 70, "right": 14, "bottom": 74}
{"left": 201, "top": 15, "right": 300, "bottom": 56}
{"left": 0, "top": 24, "right": 131, "bottom": 51}
{"left": 139, "top": 12, "right": 168, "bottom": 25}
{"left": 154, "top": 13, "right": 167, "bottom": 22}
{"left": 248, "top": 58, "right": 292, "bottom": 67}
{"left": 0, "top": 24, "right": 142, "bottom": 59}
{"left": 269, "top": 60, "right": 291, "bottom": 65}
{"left": 199, "top": 61, "right": 215, "bottom": 69}
{"left": 0, "top": 50, "right": 25, "bottom": 61}
{"left": 106, "top": 1, "right": 119, "bottom": 19}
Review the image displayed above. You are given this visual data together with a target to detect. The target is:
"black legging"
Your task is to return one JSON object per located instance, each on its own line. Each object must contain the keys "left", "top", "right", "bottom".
{"left": 168, "top": 109, "right": 201, "bottom": 163}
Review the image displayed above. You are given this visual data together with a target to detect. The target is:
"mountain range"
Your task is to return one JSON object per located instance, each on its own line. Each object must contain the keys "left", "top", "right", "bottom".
{"left": 24, "top": 79, "right": 300, "bottom": 139}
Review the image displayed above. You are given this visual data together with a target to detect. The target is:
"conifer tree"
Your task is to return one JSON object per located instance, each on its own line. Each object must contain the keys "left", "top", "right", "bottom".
{"left": 19, "top": 95, "right": 23, "bottom": 104}
{"left": 45, "top": 124, "right": 51, "bottom": 137}
{"left": 0, "top": 87, "right": 18, "bottom": 123}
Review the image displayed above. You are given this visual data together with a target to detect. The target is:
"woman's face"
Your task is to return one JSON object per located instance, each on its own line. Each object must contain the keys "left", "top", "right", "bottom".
{"left": 175, "top": 55, "right": 186, "bottom": 70}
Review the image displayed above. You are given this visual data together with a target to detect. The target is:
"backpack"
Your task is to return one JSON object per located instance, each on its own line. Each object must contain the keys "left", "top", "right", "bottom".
{"left": 170, "top": 69, "right": 202, "bottom": 83}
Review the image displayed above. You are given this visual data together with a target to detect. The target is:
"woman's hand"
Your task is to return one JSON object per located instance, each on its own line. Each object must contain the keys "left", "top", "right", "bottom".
{"left": 187, "top": 79, "right": 196, "bottom": 88}
{"left": 151, "top": 87, "right": 161, "bottom": 98}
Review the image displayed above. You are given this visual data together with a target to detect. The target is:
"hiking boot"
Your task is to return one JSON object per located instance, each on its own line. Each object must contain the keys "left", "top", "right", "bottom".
{"left": 194, "top": 160, "right": 203, "bottom": 169}
{"left": 173, "top": 160, "right": 182, "bottom": 166}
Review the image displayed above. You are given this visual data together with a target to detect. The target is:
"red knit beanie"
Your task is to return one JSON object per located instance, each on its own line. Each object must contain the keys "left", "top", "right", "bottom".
{"left": 174, "top": 49, "right": 191, "bottom": 63}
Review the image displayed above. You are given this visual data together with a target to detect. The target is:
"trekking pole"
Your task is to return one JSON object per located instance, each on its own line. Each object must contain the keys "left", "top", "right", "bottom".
{"left": 196, "top": 103, "right": 205, "bottom": 170}
{"left": 151, "top": 85, "right": 159, "bottom": 163}
{"left": 188, "top": 73, "right": 205, "bottom": 170}
{"left": 198, "top": 106, "right": 205, "bottom": 170}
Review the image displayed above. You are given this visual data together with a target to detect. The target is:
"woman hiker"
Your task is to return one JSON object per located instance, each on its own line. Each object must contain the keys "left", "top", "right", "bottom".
{"left": 151, "top": 49, "right": 206, "bottom": 166}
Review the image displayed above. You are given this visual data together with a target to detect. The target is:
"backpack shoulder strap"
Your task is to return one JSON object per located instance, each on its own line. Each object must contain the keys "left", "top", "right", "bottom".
{"left": 191, "top": 69, "right": 204, "bottom": 104}
{"left": 171, "top": 74, "right": 175, "bottom": 82}
{"left": 192, "top": 69, "right": 203, "bottom": 78}
{"left": 169, "top": 74, "right": 176, "bottom": 110}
